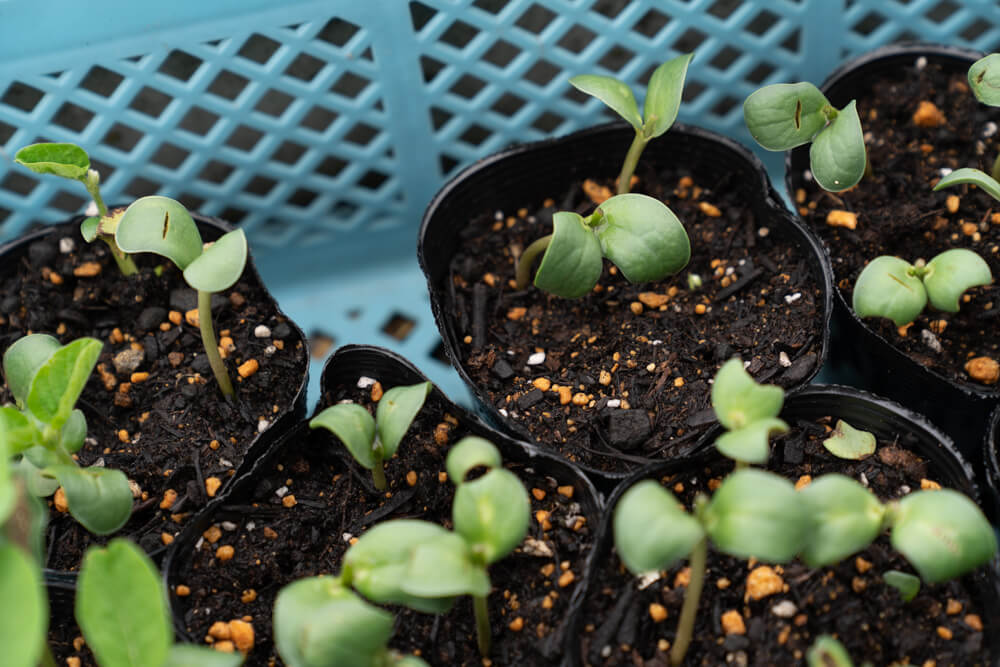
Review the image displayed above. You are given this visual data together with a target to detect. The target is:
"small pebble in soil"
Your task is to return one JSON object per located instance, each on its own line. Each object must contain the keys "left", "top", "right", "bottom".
{"left": 112, "top": 348, "right": 144, "bottom": 375}
{"left": 59, "top": 237, "right": 75, "bottom": 254}
{"left": 771, "top": 600, "right": 797, "bottom": 618}
{"left": 356, "top": 375, "right": 377, "bottom": 389}
{"left": 254, "top": 324, "right": 271, "bottom": 338}
{"left": 527, "top": 351, "right": 546, "bottom": 365}
{"left": 921, "top": 329, "right": 943, "bottom": 353}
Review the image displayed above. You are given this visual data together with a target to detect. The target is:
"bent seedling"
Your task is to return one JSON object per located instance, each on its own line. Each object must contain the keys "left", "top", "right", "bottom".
{"left": 934, "top": 53, "right": 1000, "bottom": 187}
{"left": 852, "top": 249, "right": 992, "bottom": 326}
{"left": 309, "top": 381, "right": 432, "bottom": 491}
{"left": 744, "top": 82, "right": 867, "bottom": 191}
{"left": 710, "top": 358, "right": 789, "bottom": 465}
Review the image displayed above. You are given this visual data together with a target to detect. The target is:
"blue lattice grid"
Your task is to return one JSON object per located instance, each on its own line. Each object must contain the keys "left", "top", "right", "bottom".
{"left": 1, "top": 0, "right": 999, "bottom": 406}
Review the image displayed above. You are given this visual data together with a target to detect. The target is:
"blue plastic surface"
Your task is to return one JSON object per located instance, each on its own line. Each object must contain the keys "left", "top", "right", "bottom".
{"left": 1, "top": 0, "right": 999, "bottom": 406}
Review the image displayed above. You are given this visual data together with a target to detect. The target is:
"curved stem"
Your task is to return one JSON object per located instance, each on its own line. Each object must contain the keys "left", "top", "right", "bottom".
{"left": 83, "top": 169, "right": 108, "bottom": 217}
{"left": 103, "top": 238, "right": 138, "bottom": 276}
{"left": 198, "top": 290, "right": 234, "bottom": 399}
{"left": 670, "top": 537, "right": 707, "bottom": 667}
{"left": 515, "top": 234, "right": 552, "bottom": 290}
{"left": 473, "top": 592, "right": 491, "bottom": 657}
{"left": 992, "top": 153, "right": 1000, "bottom": 183}
{"left": 371, "top": 446, "right": 387, "bottom": 491}
{"left": 617, "top": 131, "right": 648, "bottom": 195}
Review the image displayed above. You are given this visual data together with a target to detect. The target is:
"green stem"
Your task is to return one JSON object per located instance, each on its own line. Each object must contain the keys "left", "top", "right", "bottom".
{"left": 198, "top": 290, "right": 234, "bottom": 399}
{"left": 864, "top": 153, "right": 874, "bottom": 181}
{"left": 617, "top": 130, "right": 648, "bottom": 195}
{"left": 82, "top": 169, "right": 108, "bottom": 217}
{"left": 734, "top": 460, "right": 748, "bottom": 471}
{"left": 102, "top": 237, "right": 138, "bottom": 276}
{"left": 371, "top": 448, "right": 387, "bottom": 491}
{"left": 515, "top": 234, "right": 552, "bottom": 290}
{"left": 39, "top": 643, "right": 58, "bottom": 667}
{"left": 992, "top": 153, "right": 1000, "bottom": 183}
{"left": 670, "top": 537, "right": 707, "bottom": 667}
{"left": 473, "top": 592, "right": 491, "bottom": 657}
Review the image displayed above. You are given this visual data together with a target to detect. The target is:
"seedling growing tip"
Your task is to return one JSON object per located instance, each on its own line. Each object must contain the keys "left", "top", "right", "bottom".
{"left": 710, "top": 358, "right": 789, "bottom": 465}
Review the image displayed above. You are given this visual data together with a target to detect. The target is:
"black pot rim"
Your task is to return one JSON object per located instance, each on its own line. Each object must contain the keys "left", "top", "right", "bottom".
{"left": 983, "top": 407, "right": 1000, "bottom": 521}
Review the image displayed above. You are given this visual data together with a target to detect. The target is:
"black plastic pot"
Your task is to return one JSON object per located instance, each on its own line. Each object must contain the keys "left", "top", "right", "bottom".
{"left": 163, "top": 344, "right": 603, "bottom": 666}
{"left": 983, "top": 406, "right": 1000, "bottom": 524}
{"left": 571, "top": 384, "right": 999, "bottom": 665}
{"left": 419, "top": 121, "right": 833, "bottom": 483}
{"left": 785, "top": 43, "right": 999, "bottom": 467}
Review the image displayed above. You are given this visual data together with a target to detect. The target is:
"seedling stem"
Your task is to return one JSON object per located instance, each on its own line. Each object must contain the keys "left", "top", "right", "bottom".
{"left": 473, "top": 592, "right": 491, "bottom": 656}
{"left": 617, "top": 132, "right": 647, "bottom": 195}
{"left": 198, "top": 290, "right": 234, "bottom": 398}
{"left": 672, "top": 533, "right": 707, "bottom": 667}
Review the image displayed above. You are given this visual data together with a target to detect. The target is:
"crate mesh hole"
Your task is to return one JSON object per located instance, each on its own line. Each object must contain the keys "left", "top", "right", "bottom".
{"left": 746, "top": 62, "right": 776, "bottom": 85}
{"left": 308, "top": 330, "right": 336, "bottom": 360}
{"left": 683, "top": 80, "right": 707, "bottom": 104}
{"left": 558, "top": 25, "right": 597, "bottom": 55}
{"left": 960, "top": 18, "right": 992, "bottom": 42}
{"left": 318, "top": 156, "right": 348, "bottom": 179}
{"left": 331, "top": 200, "right": 360, "bottom": 218}
{"left": 410, "top": 1, "right": 436, "bottom": 33}
{"left": 709, "top": 46, "right": 742, "bottom": 72}
{"left": 525, "top": 59, "right": 560, "bottom": 87}
{"left": 1, "top": 172, "right": 38, "bottom": 197}
{"left": 125, "top": 177, "right": 162, "bottom": 198}
{"left": 440, "top": 154, "right": 460, "bottom": 176}
{"left": 178, "top": 193, "right": 206, "bottom": 211}
{"left": 0, "top": 120, "right": 16, "bottom": 146}
{"left": 89, "top": 158, "right": 116, "bottom": 181}
{"left": 344, "top": 122, "right": 379, "bottom": 147}
{"left": 317, "top": 17, "right": 361, "bottom": 48}
{"left": 711, "top": 96, "right": 740, "bottom": 117}
{"left": 198, "top": 160, "right": 236, "bottom": 185}
{"left": 471, "top": 0, "right": 505, "bottom": 15}
{"left": 430, "top": 341, "right": 452, "bottom": 367}
{"left": 101, "top": 123, "right": 143, "bottom": 153}
{"left": 158, "top": 50, "right": 203, "bottom": 81}
{"left": 780, "top": 29, "right": 801, "bottom": 54}
{"left": 52, "top": 102, "right": 95, "bottom": 133}
{"left": 852, "top": 11, "right": 886, "bottom": 37}
{"left": 441, "top": 20, "right": 478, "bottom": 50}
{"left": 924, "top": 0, "right": 959, "bottom": 23}
{"left": 491, "top": 92, "right": 527, "bottom": 118}
{"left": 219, "top": 207, "right": 247, "bottom": 224}
{"left": 597, "top": 47, "right": 635, "bottom": 75}
{"left": 245, "top": 176, "right": 277, "bottom": 197}
{"left": 673, "top": 28, "right": 708, "bottom": 53}
{"left": 532, "top": 111, "right": 565, "bottom": 133}
{"left": 129, "top": 86, "right": 172, "bottom": 118}
{"left": 331, "top": 72, "right": 371, "bottom": 98}
{"left": 593, "top": 0, "right": 627, "bottom": 20}
{"left": 458, "top": 124, "right": 492, "bottom": 147}
{"left": 226, "top": 125, "right": 264, "bottom": 152}
{"left": 420, "top": 56, "right": 447, "bottom": 85}
{"left": 302, "top": 105, "right": 339, "bottom": 133}
{"left": 359, "top": 169, "right": 390, "bottom": 191}
{"left": 255, "top": 90, "right": 295, "bottom": 118}
{"left": 80, "top": 66, "right": 124, "bottom": 98}
{"left": 430, "top": 106, "right": 454, "bottom": 132}
{"left": 515, "top": 4, "right": 557, "bottom": 35}
{"left": 285, "top": 53, "right": 325, "bottom": 81}
{"left": 381, "top": 312, "right": 416, "bottom": 341}
{"left": 237, "top": 34, "right": 282, "bottom": 65}
{"left": 708, "top": 0, "right": 741, "bottom": 21}
{"left": 633, "top": 9, "right": 670, "bottom": 39}
{"left": 208, "top": 70, "right": 250, "bottom": 101}
{"left": 179, "top": 106, "right": 220, "bottom": 137}
{"left": 288, "top": 188, "right": 318, "bottom": 208}
{"left": 450, "top": 74, "right": 487, "bottom": 100}
{"left": 746, "top": 10, "right": 780, "bottom": 36}
{"left": 483, "top": 40, "right": 519, "bottom": 69}
{"left": 272, "top": 140, "right": 307, "bottom": 165}
{"left": 47, "top": 191, "right": 85, "bottom": 213}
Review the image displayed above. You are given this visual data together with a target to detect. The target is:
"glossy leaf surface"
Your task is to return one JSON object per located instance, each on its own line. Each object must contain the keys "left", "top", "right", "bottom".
{"left": 452, "top": 467, "right": 530, "bottom": 564}
{"left": 642, "top": 54, "right": 693, "bottom": 138}
{"left": 924, "top": 248, "right": 992, "bottom": 313}
{"left": 969, "top": 53, "right": 1000, "bottom": 106}
{"left": 711, "top": 358, "right": 785, "bottom": 430}
{"left": 743, "top": 83, "right": 829, "bottom": 150}
{"left": 50, "top": 465, "right": 133, "bottom": 535}
{"left": 116, "top": 196, "right": 203, "bottom": 270}
{"left": 613, "top": 479, "right": 703, "bottom": 574}
{"left": 933, "top": 167, "right": 1000, "bottom": 201}
{"left": 594, "top": 193, "right": 690, "bottom": 283}
{"left": 821, "top": 419, "right": 876, "bottom": 460}
{"left": 533, "top": 211, "right": 603, "bottom": 298}
{"left": 3, "top": 333, "right": 61, "bottom": 407}
{"left": 569, "top": 74, "right": 642, "bottom": 129}
{"left": 375, "top": 381, "right": 432, "bottom": 459}
{"left": 26, "top": 337, "right": 102, "bottom": 430}
{"left": 883, "top": 570, "right": 920, "bottom": 602}
{"left": 799, "top": 474, "right": 884, "bottom": 566}
{"left": 14, "top": 143, "right": 90, "bottom": 180}
{"left": 852, "top": 256, "right": 926, "bottom": 327}
{"left": 310, "top": 404, "right": 377, "bottom": 470}
{"left": 401, "top": 538, "right": 491, "bottom": 598}
{"left": 0, "top": 406, "right": 38, "bottom": 455}
{"left": 184, "top": 228, "right": 248, "bottom": 292}
{"left": 809, "top": 100, "right": 866, "bottom": 191}
{"left": 714, "top": 417, "right": 789, "bottom": 464}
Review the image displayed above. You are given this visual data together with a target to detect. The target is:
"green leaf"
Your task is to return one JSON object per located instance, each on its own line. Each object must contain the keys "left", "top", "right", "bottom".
{"left": 116, "top": 196, "right": 203, "bottom": 270}
{"left": 711, "top": 358, "right": 785, "bottom": 430}
{"left": 642, "top": 53, "right": 693, "bottom": 139}
{"left": 969, "top": 53, "right": 1000, "bottom": 106}
{"left": 445, "top": 436, "right": 502, "bottom": 485}
{"left": 924, "top": 248, "right": 992, "bottom": 313}
{"left": 933, "top": 167, "right": 1000, "bottom": 201}
{"left": 375, "top": 381, "right": 432, "bottom": 459}
{"left": 533, "top": 211, "right": 604, "bottom": 298}
{"left": 81, "top": 216, "right": 100, "bottom": 242}
{"left": 890, "top": 489, "right": 998, "bottom": 583}
{"left": 799, "top": 474, "right": 884, "bottom": 567}
{"left": 0, "top": 440, "right": 14, "bottom": 526}
{"left": 807, "top": 635, "right": 854, "bottom": 667}
{"left": 395, "top": 657, "right": 431, "bottom": 667}
{"left": 184, "top": 228, "right": 248, "bottom": 293}
{"left": 26, "top": 337, "right": 102, "bottom": 430}
{"left": 852, "top": 256, "right": 926, "bottom": 327}
{"left": 3, "top": 333, "right": 62, "bottom": 407}
{"left": 274, "top": 576, "right": 394, "bottom": 667}
{"left": 77, "top": 539, "right": 171, "bottom": 667}
{"left": 401, "top": 538, "right": 491, "bottom": 598}
{"left": 714, "top": 417, "right": 789, "bottom": 464}
{"left": 60, "top": 409, "right": 87, "bottom": 454}
{"left": 14, "top": 143, "right": 90, "bottom": 181}
{"left": 743, "top": 83, "right": 830, "bottom": 150}
{"left": 882, "top": 570, "right": 920, "bottom": 602}
{"left": 13, "top": 458, "right": 60, "bottom": 498}
{"left": 822, "top": 420, "right": 876, "bottom": 460}
{"left": 613, "top": 480, "right": 704, "bottom": 574}
{"left": 164, "top": 645, "right": 244, "bottom": 667}
{"left": 704, "top": 469, "right": 807, "bottom": 562}
{"left": 569, "top": 74, "right": 642, "bottom": 130}
{"left": 0, "top": 544, "right": 47, "bottom": 667}
{"left": 343, "top": 520, "right": 456, "bottom": 614}
{"left": 809, "top": 100, "right": 866, "bottom": 191}
{"left": 50, "top": 465, "right": 133, "bottom": 535}
{"left": 0, "top": 406, "right": 39, "bottom": 455}
{"left": 594, "top": 193, "right": 690, "bottom": 283}
{"left": 310, "top": 404, "right": 377, "bottom": 470}
{"left": 452, "top": 468, "right": 530, "bottom": 564}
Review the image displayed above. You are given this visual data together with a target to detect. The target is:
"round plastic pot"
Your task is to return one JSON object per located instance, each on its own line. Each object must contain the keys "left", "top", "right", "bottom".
{"left": 163, "top": 344, "right": 602, "bottom": 666}
{"left": 984, "top": 406, "right": 1000, "bottom": 523}
{"left": 569, "top": 383, "right": 999, "bottom": 665}
{"left": 419, "top": 121, "right": 833, "bottom": 483}
{"left": 784, "top": 43, "right": 998, "bottom": 466}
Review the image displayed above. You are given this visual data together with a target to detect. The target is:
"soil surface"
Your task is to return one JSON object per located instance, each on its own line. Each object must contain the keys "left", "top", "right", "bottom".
{"left": 792, "top": 59, "right": 1000, "bottom": 391}
{"left": 165, "top": 374, "right": 597, "bottom": 666}
{"left": 579, "top": 416, "right": 994, "bottom": 666}
{"left": 447, "top": 162, "right": 825, "bottom": 476}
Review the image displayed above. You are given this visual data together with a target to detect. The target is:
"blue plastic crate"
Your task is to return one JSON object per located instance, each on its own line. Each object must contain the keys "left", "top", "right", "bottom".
{"left": 2, "top": 0, "right": 999, "bottom": 406}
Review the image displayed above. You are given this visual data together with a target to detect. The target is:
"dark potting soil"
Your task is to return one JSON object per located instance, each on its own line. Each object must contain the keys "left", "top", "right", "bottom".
{"left": 167, "top": 378, "right": 595, "bottom": 666}
{"left": 795, "top": 60, "right": 1000, "bottom": 390}
{"left": 0, "top": 220, "right": 307, "bottom": 574}
{"left": 580, "top": 417, "right": 992, "bottom": 666}
{"left": 448, "top": 165, "right": 824, "bottom": 475}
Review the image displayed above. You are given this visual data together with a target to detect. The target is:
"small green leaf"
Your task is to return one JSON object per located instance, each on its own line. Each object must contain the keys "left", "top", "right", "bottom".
{"left": 969, "top": 54, "right": 1000, "bottom": 106}
{"left": 852, "top": 256, "right": 926, "bottom": 327}
{"left": 613, "top": 480, "right": 704, "bottom": 574}
{"left": 26, "top": 337, "right": 102, "bottom": 430}
{"left": 81, "top": 216, "right": 100, "bottom": 242}
{"left": 452, "top": 468, "right": 530, "bottom": 564}
{"left": 395, "top": 656, "right": 431, "bottom": 667}
{"left": 890, "top": 489, "right": 997, "bottom": 583}
{"left": 49, "top": 465, "right": 133, "bottom": 535}
{"left": 274, "top": 576, "right": 394, "bottom": 667}
{"left": 799, "top": 474, "right": 884, "bottom": 567}
{"left": 711, "top": 358, "right": 785, "bottom": 430}
{"left": 375, "top": 381, "right": 432, "bottom": 459}
{"left": 116, "top": 196, "right": 203, "bottom": 270}
{"left": 401, "top": 538, "right": 491, "bottom": 598}
{"left": 743, "top": 83, "right": 830, "bottom": 150}
{"left": 642, "top": 53, "right": 693, "bottom": 139}
{"left": 0, "top": 441, "right": 14, "bottom": 526}
{"left": 809, "top": 100, "right": 866, "bottom": 191}
{"left": 822, "top": 420, "right": 876, "bottom": 460}
{"left": 704, "top": 469, "right": 807, "bottom": 562}
{"left": 594, "top": 193, "right": 690, "bottom": 283}
{"left": 77, "top": 539, "right": 171, "bottom": 667}
{"left": 184, "top": 228, "right": 248, "bottom": 293}
{"left": 882, "top": 570, "right": 921, "bottom": 602}
{"left": 533, "top": 211, "right": 604, "bottom": 298}
{"left": 164, "top": 645, "right": 244, "bottom": 667}
{"left": 933, "top": 167, "right": 1000, "bottom": 201}
{"left": 714, "top": 417, "right": 789, "bottom": 464}
{"left": 3, "top": 333, "right": 62, "bottom": 407}
{"left": 924, "top": 248, "right": 992, "bottom": 313}
{"left": 310, "top": 404, "right": 377, "bottom": 470}
{"left": 445, "top": 436, "right": 502, "bottom": 485}
{"left": 0, "top": 406, "right": 39, "bottom": 455}
{"left": 14, "top": 458, "right": 60, "bottom": 498}
{"left": 807, "top": 635, "right": 854, "bottom": 667}
{"left": 60, "top": 409, "right": 87, "bottom": 454}
{"left": 569, "top": 74, "right": 642, "bottom": 130}
{"left": 15, "top": 143, "right": 90, "bottom": 181}
{"left": 0, "top": 544, "right": 47, "bottom": 667}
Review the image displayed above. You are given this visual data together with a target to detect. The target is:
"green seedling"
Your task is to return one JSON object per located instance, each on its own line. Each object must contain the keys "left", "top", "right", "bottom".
{"left": 309, "top": 382, "right": 432, "bottom": 491}
{"left": 883, "top": 569, "right": 921, "bottom": 602}
{"left": 1, "top": 334, "right": 132, "bottom": 535}
{"left": 14, "top": 143, "right": 138, "bottom": 275}
{"left": 274, "top": 576, "right": 428, "bottom": 667}
{"left": 807, "top": 636, "right": 857, "bottom": 667}
{"left": 852, "top": 249, "right": 992, "bottom": 326}
{"left": 822, "top": 420, "right": 875, "bottom": 460}
{"left": 114, "top": 196, "right": 248, "bottom": 398}
{"left": 744, "top": 82, "right": 867, "bottom": 191}
{"left": 77, "top": 539, "right": 242, "bottom": 667}
{"left": 339, "top": 436, "right": 530, "bottom": 658}
{"left": 515, "top": 56, "right": 694, "bottom": 299}
{"left": 710, "top": 358, "right": 789, "bottom": 465}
